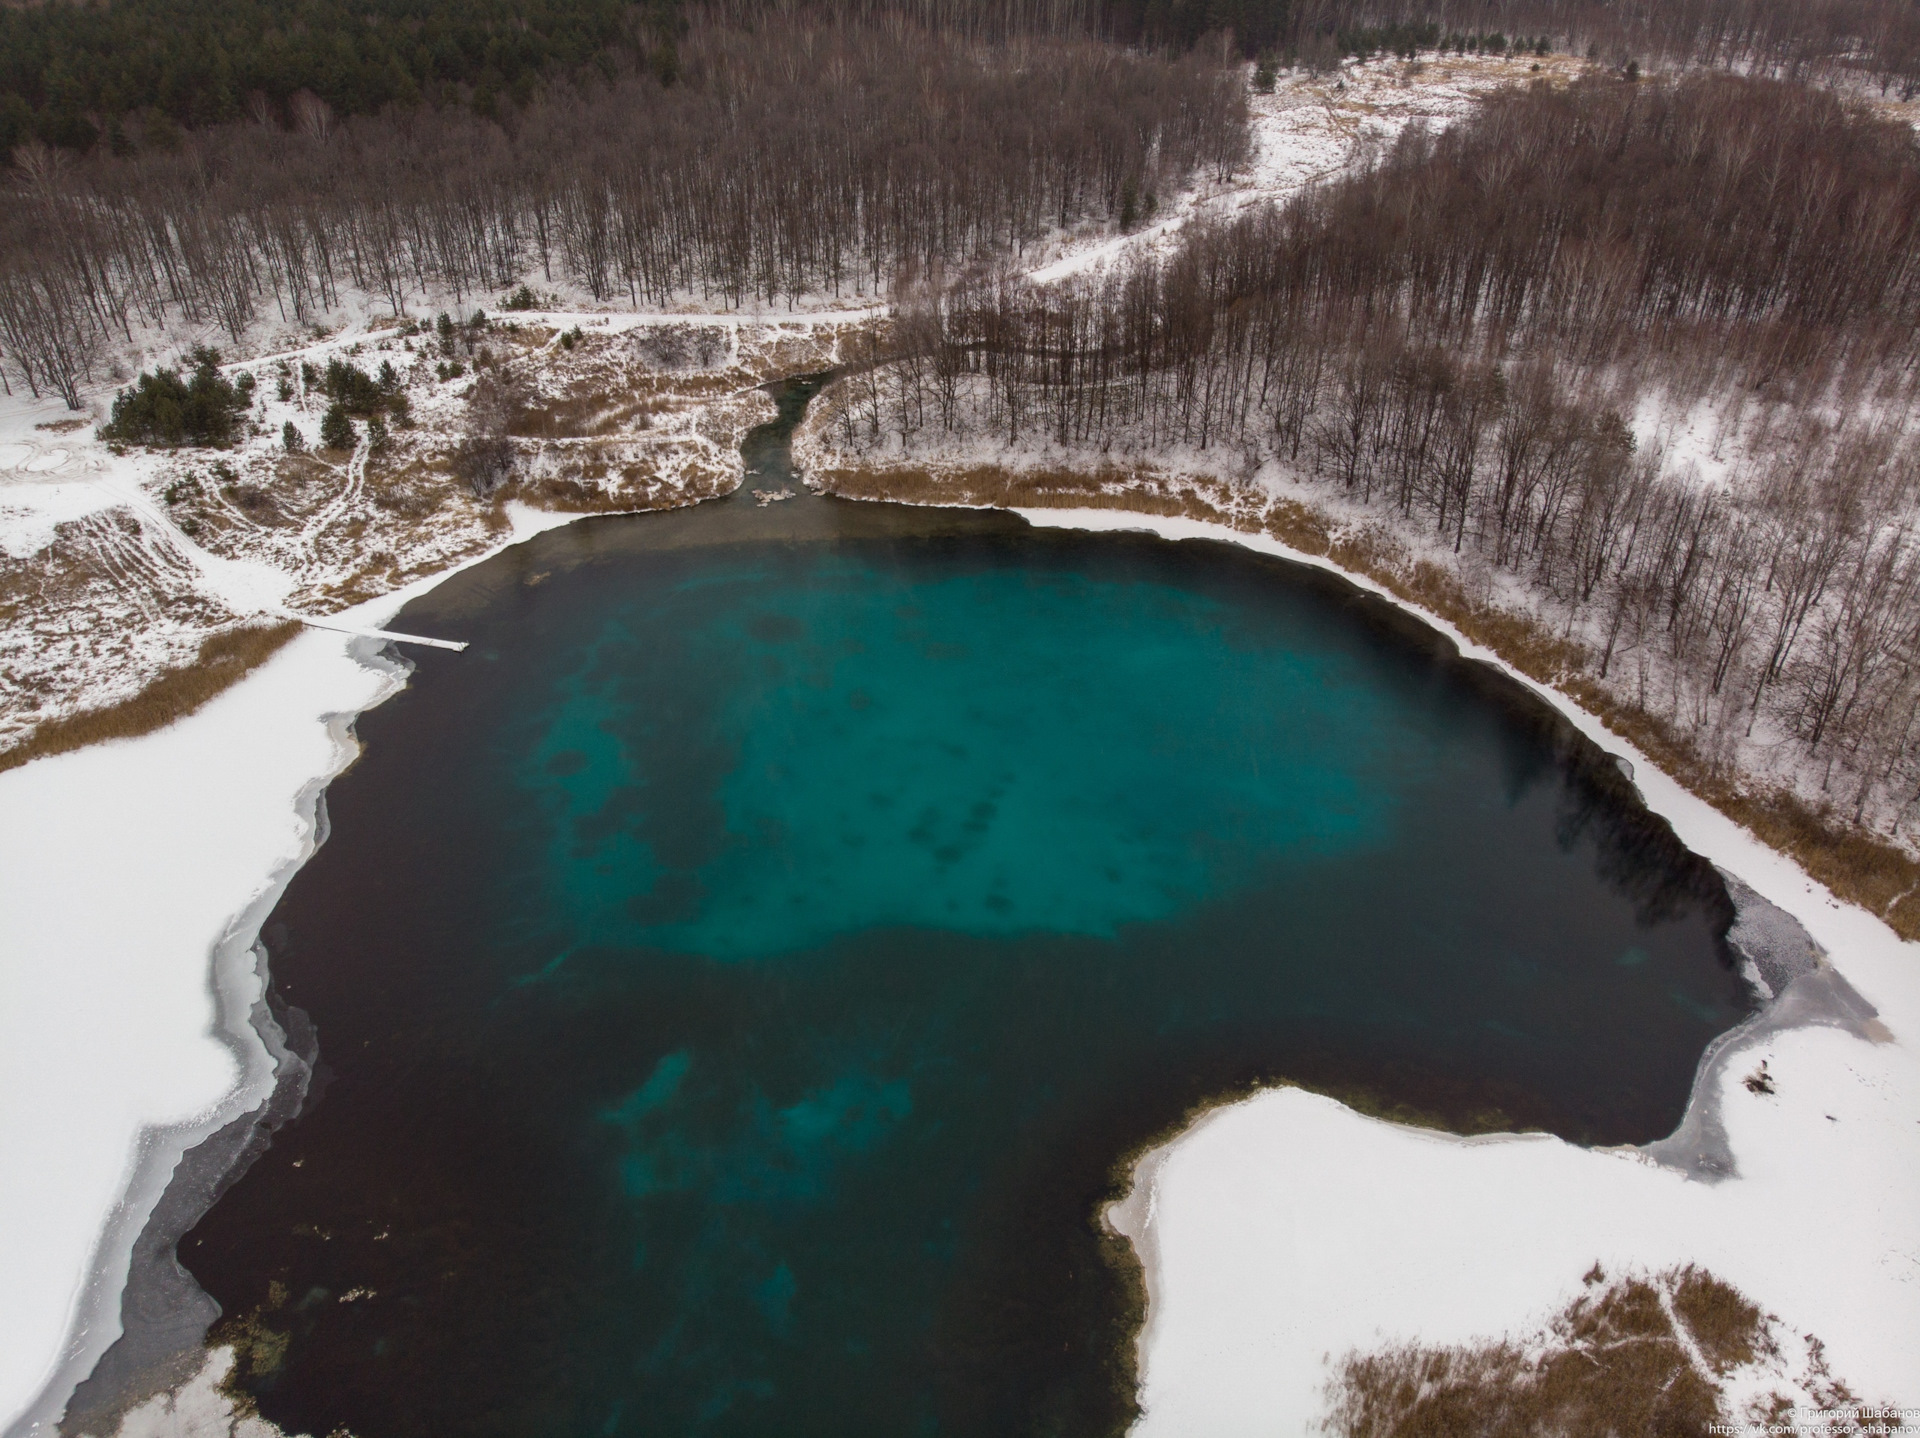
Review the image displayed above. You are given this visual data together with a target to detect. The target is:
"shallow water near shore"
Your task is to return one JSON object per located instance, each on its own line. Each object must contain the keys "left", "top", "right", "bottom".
{"left": 181, "top": 486, "right": 1752, "bottom": 1437}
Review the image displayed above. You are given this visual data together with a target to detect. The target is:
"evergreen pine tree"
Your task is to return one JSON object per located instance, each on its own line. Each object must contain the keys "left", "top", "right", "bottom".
{"left": 320, "top": 403, "right": 355, "bottom": 451}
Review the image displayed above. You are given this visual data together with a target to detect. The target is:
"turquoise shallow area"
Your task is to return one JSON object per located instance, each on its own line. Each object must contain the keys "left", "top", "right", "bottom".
{"left": 530, "top": 554, "right": 1395, "bottom": 959}
{"left": 185, "top": 510, "right": 1751, "bottom": 1438}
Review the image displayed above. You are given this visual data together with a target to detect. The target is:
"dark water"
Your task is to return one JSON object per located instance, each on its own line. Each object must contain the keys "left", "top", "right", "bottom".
{"left": 182, "top": 480, "right": 1751, "bottom": 1438}
{"left": 739, "top": 370, "right": 837, "bottom": 488}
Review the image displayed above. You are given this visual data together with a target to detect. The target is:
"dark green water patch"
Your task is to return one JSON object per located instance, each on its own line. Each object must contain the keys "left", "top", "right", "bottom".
{"left": 739, "top": 369, "right": 836, "bottom": 488}
{"left": 184, "top": 499, "right": 1750, "bottom": 1438}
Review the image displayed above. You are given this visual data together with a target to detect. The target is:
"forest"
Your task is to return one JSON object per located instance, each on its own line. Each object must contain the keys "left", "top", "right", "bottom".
{"left": 2, "top": 0, "right": 1917, "bottom": 157}
{"left": 5, "top": 0, "right": 1920, "bottom": 866}
{"left": 0, "top": 0, "right": 648, "bottom": 151}
{"left": 0, "top": 18, "right": 1245, "bottom": 406}
{"left": 818, "top": 74, "right": 1920, "bottom": 840}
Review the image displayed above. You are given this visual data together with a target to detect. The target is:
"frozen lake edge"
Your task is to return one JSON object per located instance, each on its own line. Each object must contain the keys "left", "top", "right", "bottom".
{"left": 5, "top": 497, "right": 1912, "bottom": 1435}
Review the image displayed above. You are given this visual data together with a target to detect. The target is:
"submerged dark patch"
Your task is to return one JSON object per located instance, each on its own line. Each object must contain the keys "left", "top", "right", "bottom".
{"left": 183, "top": 503, "right": 1749, "bottom": 1438}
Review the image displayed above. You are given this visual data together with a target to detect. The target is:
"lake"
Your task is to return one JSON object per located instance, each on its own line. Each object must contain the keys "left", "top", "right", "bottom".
{"left": 182, "top": 489, "right": 1750, "bottom": 1437}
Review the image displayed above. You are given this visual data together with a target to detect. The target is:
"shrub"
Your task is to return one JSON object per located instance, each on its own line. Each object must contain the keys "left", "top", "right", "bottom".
{"left": 632, "top": 324, "right": 726, "bottom": 370}
{"left": 100, "top": 347, "right": 248, "bottom": 448}
{"left": 451, "top": 434, "right": 513, "bottom": 496}
{"left": 450, "top": 369, "right": 523, "bottom": 497}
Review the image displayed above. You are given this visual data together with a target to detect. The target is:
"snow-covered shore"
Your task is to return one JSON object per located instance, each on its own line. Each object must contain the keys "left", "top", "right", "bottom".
{"left": 1021, "top": 509, "right": 1920, "bottom": 1424}
{"left": 0, "top": 505, "right": 576, "bottom": 1437}
{"left": 1, "top": 494, "right": 1913, "bottom": 1435}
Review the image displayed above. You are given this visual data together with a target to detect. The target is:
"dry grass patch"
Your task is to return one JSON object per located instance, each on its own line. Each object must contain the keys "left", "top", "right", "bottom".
{"left": 812, "top": 460, "right": 1245, "bottom": 525}
{"left": 530, "top": 475, "right": 660, "bottom": 512}
{"left": 1672, "top": 1265, "right": 1765, "bottom": 1374}
{"left": 363, "top": 452, "right": 455, "bottom": 519}
{"left": 274, "top": 452, "right": 341, "bottom": 488}
{"left": 1325, "top": 1266, "right": 1786, "bottom": 1436}
{"left": 512, "top": 383, "right": 672, "bottom": 438}
{"left": 629, "top": 369, "right": 749, "bottom": 400}
{"left": 0, "top": 620, "right": 302, "bottom": 773}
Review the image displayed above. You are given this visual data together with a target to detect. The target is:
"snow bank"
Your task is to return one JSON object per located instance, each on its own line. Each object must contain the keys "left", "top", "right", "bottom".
{"left": 0, "top": 505, "right": 574, "bottom": 1437}
{"left": 1020, "top": 509, "right": 1920, "bottom": 1425}
{"left": 1021, "top": 55, "right": 1583, "bottom": 292}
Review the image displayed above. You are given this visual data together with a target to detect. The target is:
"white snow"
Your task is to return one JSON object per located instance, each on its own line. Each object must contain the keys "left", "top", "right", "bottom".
{"left": 107, "top": 1349, "right": 287, "bottom": 1438}
{"left": 1020, "top": 508, "right": 1920, "bottom": 1426}
{"left": 1019, "top": 54, "right": 1586, "bottom": 291}
{"left": 0, "top": 504, "right": 572, "bottom": 1436}
{"left": 0, "top": 481, "right": 120, "bottom": 560}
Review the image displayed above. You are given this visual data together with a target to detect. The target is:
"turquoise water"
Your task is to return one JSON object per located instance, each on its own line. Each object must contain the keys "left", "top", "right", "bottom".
{"left": 530, "top": 554, "right": 1388, "bottom": 958}
{"left": 185, "top": 501, "right": 1749, "bottom": 1438}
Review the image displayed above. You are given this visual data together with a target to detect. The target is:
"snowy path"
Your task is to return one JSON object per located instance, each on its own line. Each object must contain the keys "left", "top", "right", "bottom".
{"left": 1014, "top": 54, "right": 1585, "bottom": 292}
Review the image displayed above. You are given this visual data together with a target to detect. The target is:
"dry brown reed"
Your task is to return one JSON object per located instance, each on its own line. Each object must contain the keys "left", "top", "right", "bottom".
{"left": 0, "top": 620, "right": 303, "bottom": 774}
{"left": 511, "top": 385, "right": 671, "bottom": 439}
{"left": 1325, "top": 1266, "right": 1760, "bottom": 1436}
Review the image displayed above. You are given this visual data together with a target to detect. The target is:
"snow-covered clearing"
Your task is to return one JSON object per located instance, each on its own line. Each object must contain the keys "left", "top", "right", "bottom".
{"left": 1022, "top": 53, "right": 1589, "bottom": 289}
{"left": 0, "top": 504, "right": 577, "bottom": 1438}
